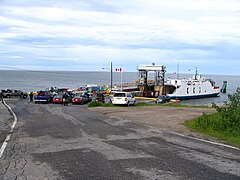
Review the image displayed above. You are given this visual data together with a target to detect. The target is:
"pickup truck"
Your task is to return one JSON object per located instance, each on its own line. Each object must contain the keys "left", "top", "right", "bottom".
{"left": 34, "top": 91, "right": 53, "bottom": 103}
{"left": 1, "top": 89, "right": 28, "bottom": 98}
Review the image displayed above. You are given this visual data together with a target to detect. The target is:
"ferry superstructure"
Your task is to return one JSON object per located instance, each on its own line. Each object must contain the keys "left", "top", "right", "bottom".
{"left": 166, "top": 71, "right": 220, "bottom": 100}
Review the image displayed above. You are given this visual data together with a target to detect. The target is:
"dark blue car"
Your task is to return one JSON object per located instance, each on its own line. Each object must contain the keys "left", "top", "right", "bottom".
{"left": 34, "top": 91, "right": 53, "bottom": 103}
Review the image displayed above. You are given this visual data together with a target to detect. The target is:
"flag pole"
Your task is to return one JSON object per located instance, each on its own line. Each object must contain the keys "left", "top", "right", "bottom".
{"left": 121, "top": 68, "right": 123, "bottom": 91}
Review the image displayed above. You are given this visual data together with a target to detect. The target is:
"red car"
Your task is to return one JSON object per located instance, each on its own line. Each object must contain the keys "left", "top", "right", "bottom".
{"left": 53, "top": 93, "right": 71, "bottom": 104}
{"left": 72, "top": 93, "right": 89, "bottom": 105}
{"left": 52, "top": 94, "right": 63, "bottom": 104}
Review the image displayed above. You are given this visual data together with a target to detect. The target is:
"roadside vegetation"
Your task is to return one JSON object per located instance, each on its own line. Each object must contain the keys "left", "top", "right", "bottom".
{"left": 88, "top": 101, "right": 150, "bottom": 107}
{"left": 185, "top": 87, "right": 240, "bottom": 147}
{"left": 88, "top": 100, "right": 210, "bottom": 108}
{"left": 88, "top": 101, "right": 114, "bottom": 107}
{"left": 162, "top": 103, "right": 210, "bottom": 108}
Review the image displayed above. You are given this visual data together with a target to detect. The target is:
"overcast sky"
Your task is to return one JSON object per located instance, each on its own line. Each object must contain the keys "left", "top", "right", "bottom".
{"left": 0, "top": 0, "right": 240, "bottom": 75}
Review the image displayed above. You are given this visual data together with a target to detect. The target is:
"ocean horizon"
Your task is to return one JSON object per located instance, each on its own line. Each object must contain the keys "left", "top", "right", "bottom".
{"left": 1, "top": 70, "right": 240, "bottom": 105}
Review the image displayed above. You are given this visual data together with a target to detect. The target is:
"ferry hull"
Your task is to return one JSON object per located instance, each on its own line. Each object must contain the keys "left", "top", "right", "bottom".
{"left": 168, "top": 92, "right": 220, "bottom": 100}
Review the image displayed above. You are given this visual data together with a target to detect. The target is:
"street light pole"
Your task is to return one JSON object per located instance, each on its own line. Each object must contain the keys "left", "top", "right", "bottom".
{"left": 110, "top": 62, "right": 113, "bottom": 90}
{"left": 102, "top": 62, "right": 113, "bottom": 90}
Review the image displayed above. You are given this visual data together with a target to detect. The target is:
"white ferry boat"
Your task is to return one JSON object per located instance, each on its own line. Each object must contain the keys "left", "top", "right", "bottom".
{"left": 166, "top": 70, "right": 220, "bottom": 100}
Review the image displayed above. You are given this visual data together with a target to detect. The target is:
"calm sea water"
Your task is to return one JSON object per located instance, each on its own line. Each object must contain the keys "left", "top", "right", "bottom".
{"left": 0, "top": 70, "right": 239, "bottom": 105}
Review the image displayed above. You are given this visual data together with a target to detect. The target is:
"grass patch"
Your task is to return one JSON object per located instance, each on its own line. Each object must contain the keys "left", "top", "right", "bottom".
{"left": 88, "top": 101, "right": 152, "bottom": 108}
{"left": 88, "top": 102, "right": 114, "bottom": 108}
{"left": 163, "top": 103, "right": 211, "bottom": 108}
{"left": 185, "top": 112, "right": 240, "bottom": 147}
{"left": 88, "top": 101, "right": 211, "bottom": 108}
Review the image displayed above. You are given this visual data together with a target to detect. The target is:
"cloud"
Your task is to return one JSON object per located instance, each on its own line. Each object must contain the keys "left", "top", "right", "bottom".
{"left": 0, "top": 0, "right": 240, "bottom": 74}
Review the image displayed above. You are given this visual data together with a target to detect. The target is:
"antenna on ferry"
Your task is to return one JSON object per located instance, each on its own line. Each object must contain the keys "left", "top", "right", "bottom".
{"left": 177, "top": 63, "right": 179, "bottom": 79}
{"left": 194, "top": 67, "right": 199, "bottom": 80}
{"left": 188, "top": 67, "right": 199, "bottom": 80}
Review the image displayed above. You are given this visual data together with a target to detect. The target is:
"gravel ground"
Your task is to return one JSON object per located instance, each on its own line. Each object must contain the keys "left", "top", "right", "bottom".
{"left": 0, "top": 101, "right": 12, "bottom": 143}
{"left": 90, "top": 106, "right": 216, "bottom": 139}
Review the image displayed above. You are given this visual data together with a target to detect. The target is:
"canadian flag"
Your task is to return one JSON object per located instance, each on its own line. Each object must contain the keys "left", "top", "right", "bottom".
{"left": 115, "top": 68, "right": 122, "bottom": 72}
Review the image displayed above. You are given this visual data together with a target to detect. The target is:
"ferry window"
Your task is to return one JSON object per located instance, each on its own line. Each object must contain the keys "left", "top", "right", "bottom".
{"left": 187, "top": 88, "right": 189, "bottom": 94}
{"left": 193, "top": 87, "right": 195, "bottom": 93}
{"left": 199, "top": 87, "right": 201, "bottom": 93}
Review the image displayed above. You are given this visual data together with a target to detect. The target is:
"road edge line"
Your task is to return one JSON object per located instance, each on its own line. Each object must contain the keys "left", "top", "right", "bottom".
{"left": 0, "top": 99, "right": 18, "bottom": 158}
{"left": 171, "top": 131, "right": 240, "bottom": 151}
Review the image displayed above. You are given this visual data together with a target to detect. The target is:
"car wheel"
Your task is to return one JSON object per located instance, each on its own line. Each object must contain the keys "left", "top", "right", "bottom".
{"left": 126, "top": 101, "right": 130, "bottom": 106}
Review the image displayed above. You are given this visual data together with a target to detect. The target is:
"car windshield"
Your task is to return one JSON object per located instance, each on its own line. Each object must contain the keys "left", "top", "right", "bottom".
{"left": 74, "top": 93, "right": 84, "bottom": 98}
{"left": 55, "top": 92, "right": 64, "bottom": 98}
{"left": 97, "top": 94, "right": 104, "bottom": 97}
{"left": 114, "top": 93, "right": 126, "bottom": 97}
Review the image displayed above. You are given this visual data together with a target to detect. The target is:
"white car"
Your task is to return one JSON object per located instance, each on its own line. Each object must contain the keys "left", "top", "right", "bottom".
{"left": 111, "top": 92, "right": 136, "bottom": 106}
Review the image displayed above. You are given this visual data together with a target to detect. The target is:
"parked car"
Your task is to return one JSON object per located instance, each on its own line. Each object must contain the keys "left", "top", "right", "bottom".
{"left": 110, "top": 88, "right": 119, "bottom": 94}
{"left": 95, "top": 92, "right": 105, "bottom": 103}
{"left": 53, "top": 92, "right": 71, "bottom": 104}
{"left": 34, "top": 91, "right": 53, "bottom": 103}
{"left": 155, "top": 95, "right": 171, "bottom": 103}
{"left": 1, "top": 89, "right": 28, "bottom": 98}
{"left": 72, "top": 93, "right": 90, "bottom": 105}
{"left": 111, "top": 92, "right": 135, "bottom": 106}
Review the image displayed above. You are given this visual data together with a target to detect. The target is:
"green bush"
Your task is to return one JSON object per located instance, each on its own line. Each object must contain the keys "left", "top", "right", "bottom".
{"left": 186, "top": 87, "right": 240, "bottom": 146}
{"left": 213, "top": 87, "right": 240, "bottom": 132}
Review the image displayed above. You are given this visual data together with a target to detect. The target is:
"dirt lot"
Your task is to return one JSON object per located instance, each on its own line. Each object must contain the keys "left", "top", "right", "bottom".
{"left": 91, "top": 106, "right": 215, "bottom": 138}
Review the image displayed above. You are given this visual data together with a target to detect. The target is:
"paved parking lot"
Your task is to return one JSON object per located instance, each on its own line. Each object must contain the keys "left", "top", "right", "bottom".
{"left": 1, "top": 99, "right": 239, "bottom": 179}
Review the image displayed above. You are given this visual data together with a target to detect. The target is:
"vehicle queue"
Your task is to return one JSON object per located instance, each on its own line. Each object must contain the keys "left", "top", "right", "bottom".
{"left": 33, "top": 87, "right": 93, "bottom": 105}
{"left": 2, "top": 86, "right": 173, "bottom": 106}
{"left": 32, "top": 87, "right": 138, "bottom": 106}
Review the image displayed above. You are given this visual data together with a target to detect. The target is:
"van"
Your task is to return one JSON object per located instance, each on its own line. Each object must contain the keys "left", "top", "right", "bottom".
{"left": 111, "top": 92, "right": 135, "bottom": 106}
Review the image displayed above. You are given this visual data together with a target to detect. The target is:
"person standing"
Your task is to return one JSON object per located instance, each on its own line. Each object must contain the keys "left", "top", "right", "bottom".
{"left": 62, "top": 92, "right": 68, "bottom": 106}
{"left": 29, "top": 92, "right": 33, "bottom": 102}
{"left": 0, "top": 90, "right": 3, "bottom": 103}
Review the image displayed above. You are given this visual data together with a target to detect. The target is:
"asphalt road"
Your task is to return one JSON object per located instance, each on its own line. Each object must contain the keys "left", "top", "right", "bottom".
{"left": 0, "top": 99, "right": 240, "bottom": 180}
